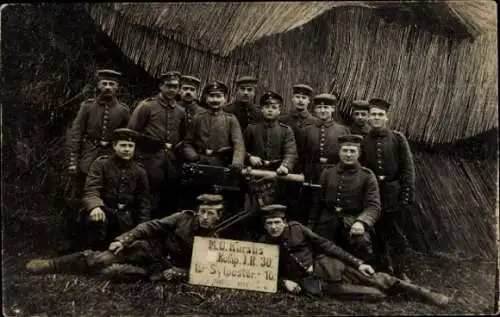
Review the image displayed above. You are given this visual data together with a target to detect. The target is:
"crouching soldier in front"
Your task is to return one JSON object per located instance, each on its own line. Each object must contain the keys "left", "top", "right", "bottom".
{"left": 81, "top": 128, "right": 151, "bottom": 251}
{"left": 25, "top": 194, "right": 226, "bottom": 282}
{"left": 312, "top": 134, "right": 380, "bottom": 263}
{"left": 258, "top": 205, "right": 450, "bottom": 306}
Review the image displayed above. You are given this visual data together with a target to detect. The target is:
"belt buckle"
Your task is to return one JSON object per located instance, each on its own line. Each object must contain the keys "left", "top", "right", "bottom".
{"left": 319, "top": 157, "right": 328, "bottom": 164}
{"left": 378, "top": 175, "right": 386, "bottom": 181}
{"left": 100, "top": 141, "right": 109, "bottom": 147}
{"left": 117, "top": 203, "right": 126, "bottom": 210}
{"left": 205, "top": 149, "right": 213, "bottom": 156}
{"left": 263, "top": 160, "right": 271, "bottom": 166}
{"left": 335, "top": 207, "right": 343, "bottom": 213}
{"left": 165, "top": 143, "right": 172, "bottom": 151}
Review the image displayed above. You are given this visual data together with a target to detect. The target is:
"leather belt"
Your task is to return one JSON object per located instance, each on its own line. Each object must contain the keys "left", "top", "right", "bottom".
{"left": 376, "top": 175, "right": 397, "bottom": 182}
{"left": 205, "top": 149, "right": 214, "bottom": 156}
{"left": 319, "top": 157, "right": 328, "bottom": 164}
{"left": 85, "top": 138, "right": 110, "bottom": 147}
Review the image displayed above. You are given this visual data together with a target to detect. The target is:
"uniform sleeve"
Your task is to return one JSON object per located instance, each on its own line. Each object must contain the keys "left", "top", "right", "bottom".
{"left": 301, "top": 223, "right": 364, "bottom": 268}
{"left": 135, "top": 166, "right": 151, "bottom": 224}
{"left": 396, "top": 132, "right": 416, "bottom": 205}
{"left": 296, "top": 127, "right": 308, "bottom": 172}
{"left": 66, "top": 101, "right": 89, "bottom": 166}
{"left": 281, "top": 126, "right": 297, "bottom": 170}
{"left": 182, "top": 116, "right": 200, "bottom": 162}
{"left": 115, "top": 212, "right": 185, "bottom": 246}
{"left": 82, "top": 158, "right": 105, "bottom": 212}
{"left": 243, "top": 125, "right": 255, "bottom": 161}
{"left": 120, "top": 105, "right": 131, "bottom": 128}
{"left": 127, "top": 100, "right": 150, "bottom": 132}
{"left": 356, "top": 170, "right": 381, "bottom": 227}
{"left": 230, "top": 116, "right": 246, "bottom": 166}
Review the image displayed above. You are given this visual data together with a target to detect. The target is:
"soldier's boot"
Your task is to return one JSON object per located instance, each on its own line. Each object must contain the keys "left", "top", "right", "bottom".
{"left": 391, "top": 251, "right": 411, "bottom": 282}
{"left": 25, "top": 251, "right": 90, "bottom": 274}
{"left": 25, "top": 259, "right": 56, "bottom": 274}
{"left": 324, "top": 283, "right": 386, "bottom": 301}
{"left": 98, "top": 264, "right": 149, "bottom": 281}
{"left": 390, "top": 278, "right": 451, "bottom": 307}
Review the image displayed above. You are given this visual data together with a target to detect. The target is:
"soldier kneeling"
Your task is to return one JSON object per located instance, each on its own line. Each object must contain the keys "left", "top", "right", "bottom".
{"left": 25, "top": 194, "right": 226, "bottom": 282}
{"left": 258, "top": 205, "right": 450, "bottom": 306}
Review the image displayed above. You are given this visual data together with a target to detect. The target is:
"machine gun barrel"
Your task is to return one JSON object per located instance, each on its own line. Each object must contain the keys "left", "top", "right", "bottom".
{"left": 242, "top": 168, "right": 321, "bottom": 188}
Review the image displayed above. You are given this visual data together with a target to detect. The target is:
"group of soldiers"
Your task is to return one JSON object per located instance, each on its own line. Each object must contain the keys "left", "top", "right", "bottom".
{"left": 25, "top": 69, "right": 450, "bottom": 305}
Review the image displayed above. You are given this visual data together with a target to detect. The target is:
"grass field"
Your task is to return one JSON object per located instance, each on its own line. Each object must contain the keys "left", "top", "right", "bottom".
{"left": 2, "top": 207, "right": 498, "bottom": 316}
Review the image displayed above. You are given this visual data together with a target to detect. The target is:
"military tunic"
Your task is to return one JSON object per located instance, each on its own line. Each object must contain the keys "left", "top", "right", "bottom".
{"left": 67, "top": 98, "right": 130, "bottom": 175}
{"left": 83, "top": 155, "right": 151, "bottom": 249}
{"left": 224, "top": 100, "right": 263, "bottom": 132}
{"left": 349, "top": 122, "right": 371, "bottom": 137}
{"left": 359, "top": 128, "right": 415, "bottom": 272}
{"left": 183, "top": 101, "right": 206, "bottom": 132}
{"left": 279, "top": 109, "right": 318, "bottom": 141}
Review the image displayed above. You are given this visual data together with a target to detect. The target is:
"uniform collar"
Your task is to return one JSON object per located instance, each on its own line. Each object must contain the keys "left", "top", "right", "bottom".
{"left": 263, "top": 120, "right": 278, "bottom": 128}
{"left": 97, "top": 96, "right": 117, "bottom": 107}
{"left": 316, "top": 119, "right": 334, "bottom": 128}
{"left": 370, "top": 127, "right": 390, "bottom": 137}
{"left": 157, "top": 93, "right": 177, "bottom": 109}
{"left": 208, "top": 108, "right": 224, "bottom": 116}
{"left": 183, "top": 100, "right": 198, "bottom": 110}
{"left": 337, "top": 161, "right": 361, "bottom": 174}
{"left": 112, "top": 154, "right": 133, "bottom": 167}
{"left": 291, "top": 109, "right": 311, "bottom": 119}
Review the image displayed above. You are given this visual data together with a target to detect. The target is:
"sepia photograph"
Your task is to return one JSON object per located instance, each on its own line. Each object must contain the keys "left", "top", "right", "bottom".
{"left": 1, "top": 2, "right": 498, "bottom": 316}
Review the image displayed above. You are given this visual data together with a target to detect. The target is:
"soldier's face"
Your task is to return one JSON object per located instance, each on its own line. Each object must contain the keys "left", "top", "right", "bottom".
{"left": 237, "top": 86, "right": 256, "bottom": 103}
{"left": 264, "top": 217, "right": 286, "bottom": 237}
{"left": 206, "top": 92, "right": 227, "bottom": 110}
{"left": 198, "top": 207, "right": 222, "bottom": 229}
{"left": 353, "top": 110, "right": 369, "bottom": 123}
{"left": 97, "top": 79, "right": 119, "bottom": 98}
{"left": 180, "top": 84, "right": 198, "bottom": 102}
{"left": 261, "top": 104, "right": 281, "bottom": 120}
{"left": 314, "top": 104, "right": 333, "bottom": 121}
{"left": 369, "top": 108, "right": 389, "bottom": 128}
{"left": 339, "top": 144, "right": 360, "bottom": 165}
{"left": 160, "top": 80, "right": 180, "bottom": 100}
{"left": 113, "top": 140, "right": 135, "bottom": 160}
{"left": 291, "top": 94, "right": 310, "bottom": 111}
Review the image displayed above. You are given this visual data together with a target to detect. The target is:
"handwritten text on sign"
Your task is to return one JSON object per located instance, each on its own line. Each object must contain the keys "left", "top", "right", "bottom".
{"left": 189, "top": 237, "right": 279, "bottom": 293}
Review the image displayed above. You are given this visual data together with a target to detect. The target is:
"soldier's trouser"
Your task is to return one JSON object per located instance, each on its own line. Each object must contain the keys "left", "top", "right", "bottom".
{"left": 140, "top": 151, "right": 166, "bottom": 216}
{"left": 158, "top": 150, "right": 183, "bottom": 217}
{"left": 51, "top": 239, "right": 164, "bottom": 274}
{"left": 60, "top": 171, "right": 88, "bottom": 251}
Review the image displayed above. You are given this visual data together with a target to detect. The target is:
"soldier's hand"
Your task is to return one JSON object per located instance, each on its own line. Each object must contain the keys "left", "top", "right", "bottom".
{"left": 90, "top": 207, "right": 106, "bottom": 222}
{"left": 67, "top": 164, "right": 77, "bottom": 175}
{"left": 282, "top": 279, "right": 302, "bottom": 294}
{"left": 358, "top": 264, "right": 375, "bottom": 276}
{"left": 229, "top": 163, "right": 243, "bottom": 172}
{"left": 350, "top": 221, "right": 365, "bottom": 235}
{"left": 108, "top": 241, "right": 124, "bottom": 255}
{"left": 276, "top": 165, "right": 289, "bottom": 176}
{"left": 249, "top": 156, "right": 263, "bottom": 167}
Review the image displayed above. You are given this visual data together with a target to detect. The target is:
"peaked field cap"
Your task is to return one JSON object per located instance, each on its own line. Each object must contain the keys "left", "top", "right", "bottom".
{"left": 236, "top": 76, "right": 258, "bottom": 86}
{"left": 159, "top": 71, "right": 181, "bottom": 82}
{"left": 113, "top": 128, "right": 139, "bottom": 142}
{"left": 197, "top": 194, "right": 225, "bottom": 210}
{"left": 369, "top": 98, "right": 391, "bottom": 111}
{"left": 203, "top": 80, "right": 228, "bottom": 95}
{"left": 96, "top": 69, "right": 122, "bottom": 81}
{"left": 180, "top": 75, "right": 201, "bottom": 87}
{"left": 351, "top": 100, "right": 371, "bottom": 111}
{"left": 261, "top": 204, "right": 287, "bottom": 218}
{"left": 292, "top": 84, "right": 314, "bottom": 96}
{"left": 313, "top": 93, "right": 339, "bottom": 106}
{"left": 338, "top": 134, "right": 364, "bottom": 145}
{"left": 260, "top": 90, "right": 283, "bottom": 106}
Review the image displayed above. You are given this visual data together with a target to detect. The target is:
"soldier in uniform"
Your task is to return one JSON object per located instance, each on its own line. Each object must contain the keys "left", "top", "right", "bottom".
{"left": 359, "top": 98, "right": 416, "bottom": 281}
{"left": 313, "top": 134, "right": 380, "bottom": 262}
{"left": 82, "top": 128, "right": 151, "bottom": 250}
{"left": 64, "top": 69, "right": 130, "bottom": 251}
{"left": 127, "top": 71, "right": 186, "bottom": 218}
{"left": 349, "top": 100, "right": 371, "bottom": 137}
{"left": 224, "top": 75, "right": 263, "bottom": 131}
{"left": 258, "top": 205, "right": 449, "bottom": 306}
{"left": 179, "top": 75, "right": 206, "bottom": 131}
{"left": 25, "top": 194, "right": 227, "bottom": 282}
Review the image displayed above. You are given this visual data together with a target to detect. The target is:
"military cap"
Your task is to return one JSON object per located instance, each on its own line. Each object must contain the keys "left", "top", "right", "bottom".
{"left": 351, "top": 100, "right": 370, "bottom": 111}
{"left": 159, "top": 71, "right": 181, "bottom": 82}
{"left": 235, "top": 76, "right": 258, "bottom": 87}
{"left": 112, "top": 128, "right": 139, "bottom": 142}
{"left": 292, "top": 84, "right": 314, "bottom": 97}
{"left": 203, "top": 81, "right": 228, "bottom": 95}
{"left": 369, "top": 98, "right": 391, "bottom": 111}
{"left": 96, "top": 69, "right": 122, "bottom": 81}
{"left": 197, "top": 194, "right": 225, "bottom": 210}
{"left": 313, "top": 93, "right": 339, "bottom": 106}
{"left": 180, "top": 75, "right": 201, "bottom": 88}
{"left": 338, "top": 134, "right": 364, "bottom": 145}
{"left": 261, "top": 204, "right": 287, "bottom": 219}
{"left": 260, "top": 91, "right": 283, "bottom": 106}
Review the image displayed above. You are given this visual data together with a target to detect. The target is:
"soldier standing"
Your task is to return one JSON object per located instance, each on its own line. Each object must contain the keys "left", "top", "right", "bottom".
{"left": 82, "top": 128, "right": 150, "bottom": 250}
{"left": 349, "top": 100, "right": 371, "bottom": 137}
{"left": 360, "top": 98, "right": 416, "bottom": 281}
{"left": 64, "top": 69, "right": 130, "bottom": 251}
{"left": 224, "top": 76, "right": 263, "bottom": 131}
{"left": 179, "top": 75, "right": 206, "bottom": 131}
{"left": 314, "top": 134, "right": 380, "bottom": 262}
{"left": 25, "top": 194, "right": 227, "bottom": 282}
{"left": 127, "top": 71, "right": 186, "bottom": 218}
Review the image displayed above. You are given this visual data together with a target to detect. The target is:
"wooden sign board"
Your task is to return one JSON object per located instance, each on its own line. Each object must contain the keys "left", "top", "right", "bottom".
{"left": 189, "top": 236, "right": 280, "bottom": 293}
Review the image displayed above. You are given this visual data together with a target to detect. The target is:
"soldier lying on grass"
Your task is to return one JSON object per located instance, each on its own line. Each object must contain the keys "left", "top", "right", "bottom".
{"left": 25, "top": 194, "right": 226, "bottom": 282}
{"left": 258, "top": 204, "right": 451, "bottom": 306}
